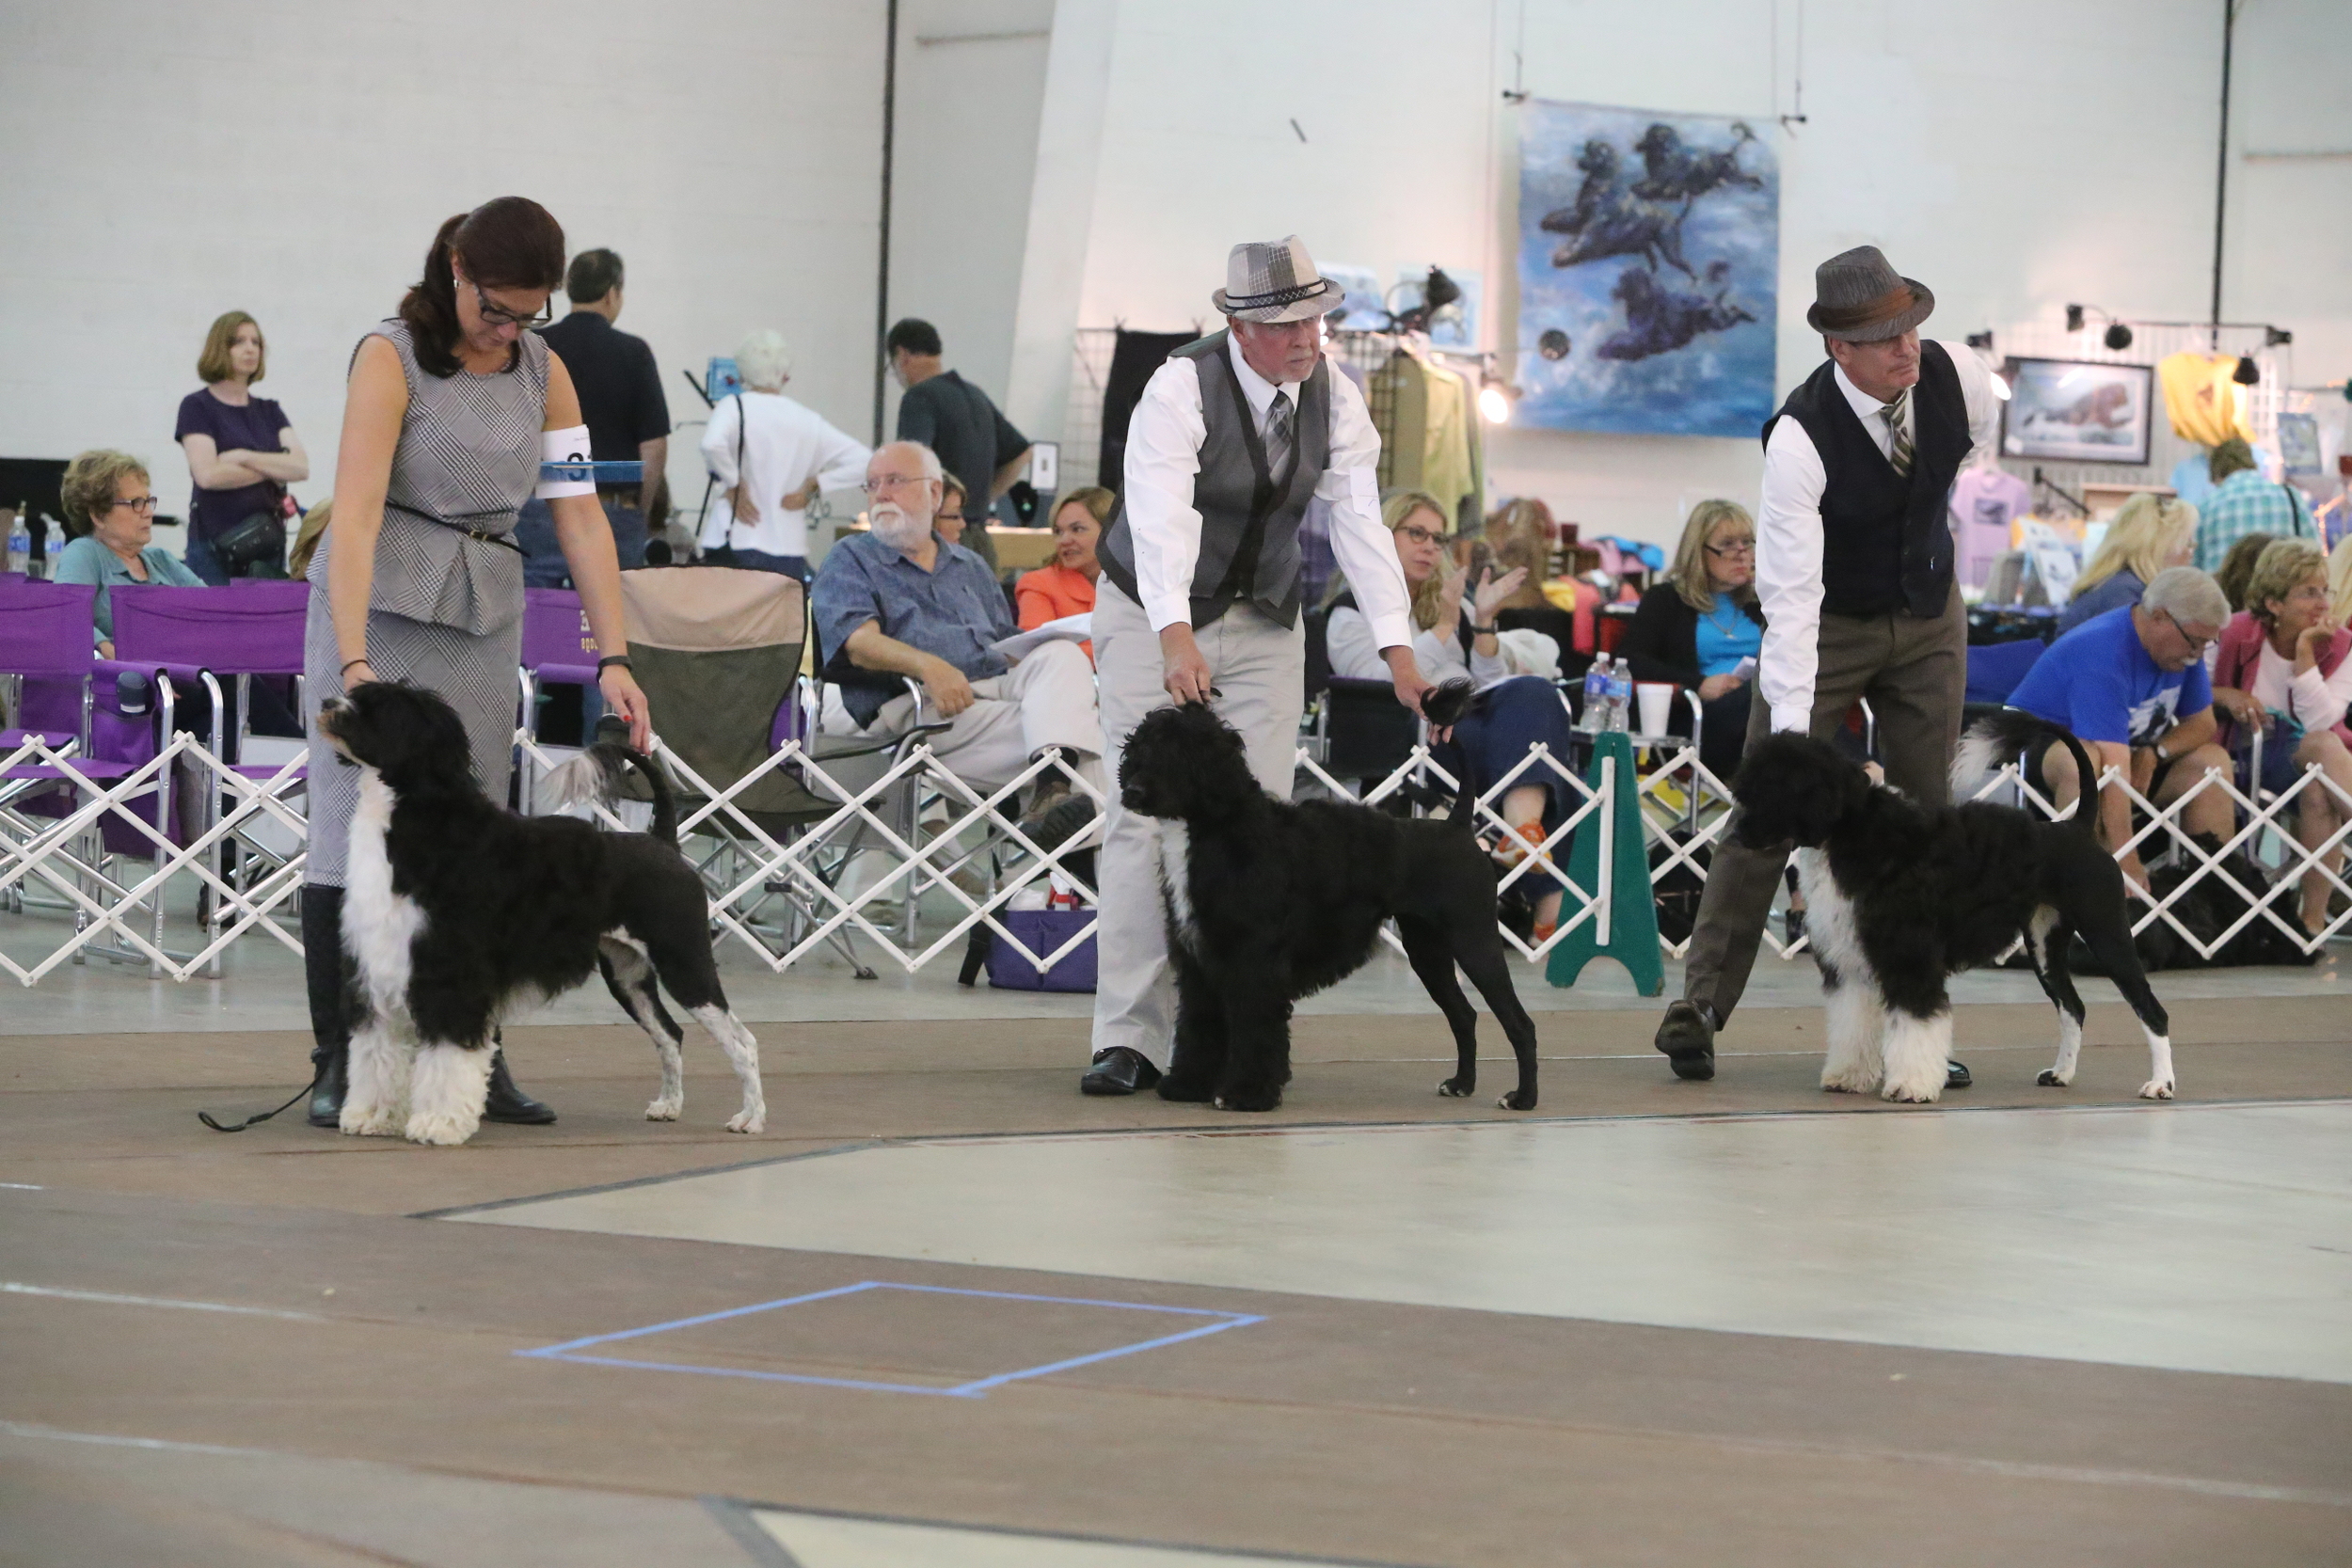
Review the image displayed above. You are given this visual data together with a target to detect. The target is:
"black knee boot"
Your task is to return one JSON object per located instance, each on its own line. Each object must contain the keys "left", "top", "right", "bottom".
{"left": 483, "top": 1028, "right": 558, "bottom": 1125}
{"left": 301, "top": 885, "right": 355, "bottom": 1128}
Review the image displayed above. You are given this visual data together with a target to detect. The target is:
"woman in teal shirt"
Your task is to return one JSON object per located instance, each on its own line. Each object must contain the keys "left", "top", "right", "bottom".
{"left": 53, "top": 450, "right": 205, "bottom": 657}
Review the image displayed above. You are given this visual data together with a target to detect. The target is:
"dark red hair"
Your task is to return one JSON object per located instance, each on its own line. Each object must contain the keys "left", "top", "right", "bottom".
{"left": 398, "top": 197, "right": 566, "bottom": 377}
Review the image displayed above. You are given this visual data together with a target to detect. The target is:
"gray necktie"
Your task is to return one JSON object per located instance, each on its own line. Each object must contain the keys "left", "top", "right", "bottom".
{"left": 1263, "top": 391, "right": 1295, "bottom": 477}
{"left": 1883, "top": 390, "right": 1915, "bottom": 478}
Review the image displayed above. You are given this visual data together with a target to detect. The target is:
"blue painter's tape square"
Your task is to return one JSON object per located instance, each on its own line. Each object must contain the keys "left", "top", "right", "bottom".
{"left": 516, "top": 1280, "right": 1263, "bottom": 1398}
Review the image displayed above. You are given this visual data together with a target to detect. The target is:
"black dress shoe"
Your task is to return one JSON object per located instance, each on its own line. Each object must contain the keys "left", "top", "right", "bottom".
{"left": 1080, "top": 1047, "right": 1162, "bottom": 1097}
{"left": 1655, "top": 1000, "right": 1717, "bottom": 1082}
{"left": 1945, "top": 1059, "right": 1972, "bottom": 1091}
{"left": 482, "top": 1050, "right": 558, "bottom": 1124}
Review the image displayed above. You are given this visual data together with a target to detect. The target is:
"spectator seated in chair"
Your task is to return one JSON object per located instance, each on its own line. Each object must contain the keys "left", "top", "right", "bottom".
{"left": 2059, "top": 492, "right": 2197, "bottom": 635}
{"left": 1016, "top": 485, "right": 1112, "bottom": 659}
{"left": 1327, "top": 488, "right": 1575, "bottom": 941}
{"left": 2004, "top": 566, "right": 2235, "bottom": 902}
{"left": 52, "top": 450, "right": 205, "bottom": 658}
{"left": 813, "top": 441, "right": 1104, "bottom": 845}
{"left": 932, "top": 473, "right": 972, "bottom": 550}
{"left": 2209, "top": 538, "right": 2352, "bottom": 937}
{"left": 1614, "top": 499, "right": 1765, "bottom": 784}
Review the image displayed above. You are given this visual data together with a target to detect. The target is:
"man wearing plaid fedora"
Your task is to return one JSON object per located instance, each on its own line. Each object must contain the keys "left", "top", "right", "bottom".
{"left": 1655, "top": 245, "right": 2001, "bottom": 1085}
{"left": 1080, "top": 236, "right": 1431, "bottom": 1097}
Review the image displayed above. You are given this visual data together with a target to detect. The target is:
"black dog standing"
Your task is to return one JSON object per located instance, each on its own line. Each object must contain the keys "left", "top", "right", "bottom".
{"left": 1117, "top": 699, "right": 1540, "bottom": 1113}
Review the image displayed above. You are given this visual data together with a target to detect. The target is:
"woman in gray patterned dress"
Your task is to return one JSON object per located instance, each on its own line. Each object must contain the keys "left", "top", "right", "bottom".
{"left": 301, "top": 198, "right": 653, "bottom": 1129}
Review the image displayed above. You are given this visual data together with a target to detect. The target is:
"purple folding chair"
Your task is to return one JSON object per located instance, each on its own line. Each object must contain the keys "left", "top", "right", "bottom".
{"left": 0, "top": 581, "right": 189, "bottom": 971}
{"left": 111, "top": 582, "right": 310, "bottom": 973}
{"left": 516, "top": 587, "right": 603, "bottom": 813}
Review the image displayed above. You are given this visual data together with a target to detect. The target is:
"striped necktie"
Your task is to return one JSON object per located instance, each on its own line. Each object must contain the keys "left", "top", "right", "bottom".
{"left": 1263, "top": 391, "right": 1295, "bottom": 478}
{"left": 1883, "top": 390, "right": 1914, "bottom": 479}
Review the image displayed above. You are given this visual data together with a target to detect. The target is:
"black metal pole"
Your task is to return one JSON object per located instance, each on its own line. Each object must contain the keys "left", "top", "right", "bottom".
{"left": 874, "top": 0, "right": 899, "bottom": 445}
{"left": 2210, "top": 0, "right": 2233, "bottom": 341}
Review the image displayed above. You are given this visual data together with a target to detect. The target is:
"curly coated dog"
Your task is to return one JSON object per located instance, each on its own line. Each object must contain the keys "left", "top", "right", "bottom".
{"left": 317, "top": 682, "right": 765, "bottom": 1146}
{"left": 1731, "top": 711, "right": 2174, "bottom": 1103}
{"left": 1117, "top": 696, "right": 1540, "bottom": 1114}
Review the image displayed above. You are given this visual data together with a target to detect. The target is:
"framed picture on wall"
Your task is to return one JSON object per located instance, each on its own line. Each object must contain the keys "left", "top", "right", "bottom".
{"left": 1998, "top": 358, "right": 2154, "bottom": 466}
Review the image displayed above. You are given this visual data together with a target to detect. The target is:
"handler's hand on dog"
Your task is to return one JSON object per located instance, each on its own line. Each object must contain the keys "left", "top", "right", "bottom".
{"left": 1383, "top": 649, "right": 1442, "bottom": 737}
{"left": 599, "top": 666, "right": 654, "bottom": 752}
{"left": 921, "top": 657, "right": 977, "bottom": 719}
{"left": 1159, "top": 624, "right": 1214, "bottom": 706}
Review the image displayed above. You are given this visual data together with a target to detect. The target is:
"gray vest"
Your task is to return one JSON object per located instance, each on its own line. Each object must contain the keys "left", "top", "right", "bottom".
{"left": 1099, "top": 331, "right": 1330, "bottom": 627}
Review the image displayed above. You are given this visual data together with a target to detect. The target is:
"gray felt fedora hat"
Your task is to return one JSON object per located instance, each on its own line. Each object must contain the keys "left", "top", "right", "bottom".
{"left": 1806, "top": 245, "right": 1934, "bottom": 341}
{"left": 1212, "top": 236, "right": 1345, "bottom": 324}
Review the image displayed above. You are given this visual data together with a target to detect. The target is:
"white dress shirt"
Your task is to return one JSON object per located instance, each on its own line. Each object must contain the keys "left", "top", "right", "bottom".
{"left": 1756, "top": 341, "right": 1998, "bottom": 733}
{"left": 1122, "top": 338, "right": 1413, "bottom": 650}
{"left": 700, "top": 388, "right": 872, "bottom": 560}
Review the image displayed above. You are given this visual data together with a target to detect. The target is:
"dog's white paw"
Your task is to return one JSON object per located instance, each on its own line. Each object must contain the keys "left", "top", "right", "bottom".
{"left": 725, "top": 1107, "right": 765, "bottom": 1134}
{"left": 340, "top": 1102, "right": 403, "bottom": 1137}
{"left": 2138, "top": 1079, "right": 2176, "bottom": 1101}
{"left": 1437, "top": 1079, "right": 1470, "bottom": 1099}
{"left": 404, "top": 1110, "right": 480, "bottom": 1147}
{"left": 1820, "top": 1070, "right": 1878, "bottom": 1095}
{"left": 2037, "top": 1069, "right": 2074, "bottom": 1087}
{"left": 644, "top": 1097, "right": 683, "bottom": 1121}
{"left": 1880, "top": 1079, "right": 1943, "bottom": 1105}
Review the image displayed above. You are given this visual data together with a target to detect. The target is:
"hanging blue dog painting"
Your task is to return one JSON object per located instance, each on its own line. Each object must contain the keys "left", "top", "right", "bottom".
{"left": 1517, "top": 102, "right": 1779, "bottom": 437}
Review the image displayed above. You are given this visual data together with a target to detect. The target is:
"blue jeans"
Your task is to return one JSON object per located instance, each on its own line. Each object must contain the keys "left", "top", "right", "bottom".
{"left": 515, "top": 497, "right": 650, "bottom": 588}
{"left": 183, "top": 533, "right": 230, "bottom": 587}
{"left": 1433, "top": 675, "right": 1577, "bottom": 891}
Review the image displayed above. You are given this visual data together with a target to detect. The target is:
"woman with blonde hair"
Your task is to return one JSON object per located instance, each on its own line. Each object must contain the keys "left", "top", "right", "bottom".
{"left": 2058, "top": 493, "right": 2197, "bottom": 634}
{"left": 2210, "top": 537, "right": 2352, "bottom": 933}
{"left": 176, "top": 310, "right": 309, "bottom": 583}
{"left": 1615, "top": 499, "right": 1765, "bottom": 782}
{"left": 1327, "top": 489, "right": 1579, "bottom": 939}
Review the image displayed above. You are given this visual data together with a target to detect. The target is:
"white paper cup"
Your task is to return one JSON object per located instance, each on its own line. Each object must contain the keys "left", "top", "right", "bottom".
{"left": 1636, "top": 682, "right": 1675, "bottom": 736}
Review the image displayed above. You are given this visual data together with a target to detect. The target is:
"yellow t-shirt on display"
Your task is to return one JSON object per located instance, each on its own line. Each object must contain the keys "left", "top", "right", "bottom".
{"left": 2156, "top": 353, "right": 2253, "bottom": 447}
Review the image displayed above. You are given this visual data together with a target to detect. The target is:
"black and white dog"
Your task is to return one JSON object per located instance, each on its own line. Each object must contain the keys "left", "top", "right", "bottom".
{"left": 316, "top": 682, "right": 765, "bottom": 1146}
{"left": 1117, "top": 698, "right": 1540, "bottom": 1113}
{"left": 1731, "top": 711, "right": 2173, "bottom": 1102}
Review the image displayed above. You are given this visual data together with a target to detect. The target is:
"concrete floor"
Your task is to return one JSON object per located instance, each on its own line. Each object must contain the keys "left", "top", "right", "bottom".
{"left": 2, "top": 924, "right": 2348, "bottom": 1565}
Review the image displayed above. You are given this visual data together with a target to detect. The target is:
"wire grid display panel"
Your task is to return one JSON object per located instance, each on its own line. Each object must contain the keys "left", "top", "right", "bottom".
{"left": 1632, "top": 744, "right": 2350, "bottom": 966}
{"left": 0, "top": 734, "right": 307, "bottom": 985}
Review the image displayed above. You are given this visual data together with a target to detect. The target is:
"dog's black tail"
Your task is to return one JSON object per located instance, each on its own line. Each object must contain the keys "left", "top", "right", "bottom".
{"left": 1418, "top": 678, "right": 1486, "bottom": 830}
{"left": 545, "top": 718, "right": 678, "bottom": 845}
{"left": 1952, "top": 708, "right": 2099, "bottom": 837}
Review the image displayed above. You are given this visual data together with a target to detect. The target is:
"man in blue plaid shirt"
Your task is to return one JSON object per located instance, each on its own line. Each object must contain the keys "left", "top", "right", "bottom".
{"left": 2193, "top": 436, "right": 2315, "bottom": 572}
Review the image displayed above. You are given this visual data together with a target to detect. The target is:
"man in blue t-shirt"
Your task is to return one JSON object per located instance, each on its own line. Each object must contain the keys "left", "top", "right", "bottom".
{"left": 2006, "top": 566, "right": 2233, "bottom": 894}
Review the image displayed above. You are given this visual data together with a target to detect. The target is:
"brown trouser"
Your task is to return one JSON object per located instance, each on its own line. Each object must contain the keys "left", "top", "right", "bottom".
{"left": 1684, "top": 583, "right": 1966, "bottom": 1025}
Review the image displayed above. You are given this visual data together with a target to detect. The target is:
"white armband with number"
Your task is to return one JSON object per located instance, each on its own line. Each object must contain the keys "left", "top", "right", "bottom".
{"left": 535, "top": 425, "right": 596, "bottom": 499}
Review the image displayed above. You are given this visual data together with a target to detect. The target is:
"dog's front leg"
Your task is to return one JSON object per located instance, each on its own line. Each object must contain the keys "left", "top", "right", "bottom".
{"left": 1879, "top": 1005, "right": 1952, "bottom": 1104}
{"left": 339, "top": 1018, "right": 410, "bottom": 1136}
{"left": 1214, "top": 984, "right": 1295, "bottom": 1114}
{"left": 1159, "top": 951, "right": 1225, "bottom": 1103}
{"left": 1817, "top": 968, "right": 1883, "bottom": 1095}
{"left": 405, "top": 1040, "right": 495, "bottom": 1146}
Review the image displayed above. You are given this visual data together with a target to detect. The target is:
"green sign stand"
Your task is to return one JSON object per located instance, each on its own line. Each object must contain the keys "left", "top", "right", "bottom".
{"left": 1546, "top": 731, "right": 1664, "bottom": 996}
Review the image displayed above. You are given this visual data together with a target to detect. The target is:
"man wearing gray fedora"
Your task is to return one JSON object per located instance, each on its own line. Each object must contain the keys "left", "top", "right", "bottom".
{"left": 1655, "top": 245, "right": 2000, "bottom": 1084}
{"left": 1080, "top": 236, "right": 1431, "bottom": 1097}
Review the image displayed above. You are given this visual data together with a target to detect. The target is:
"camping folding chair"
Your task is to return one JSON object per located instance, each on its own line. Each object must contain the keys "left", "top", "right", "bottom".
{"left": 0, "top": 581, "right": 195, "bottom": 976}
{"left": 110, "top": 582, "right": 310, "bottom": 976}
{"left": 515, "top": 586, "right": 601, "bottom": 813}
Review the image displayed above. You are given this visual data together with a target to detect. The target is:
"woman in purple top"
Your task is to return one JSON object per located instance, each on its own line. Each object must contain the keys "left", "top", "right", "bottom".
{"left": 175, "top": 311, "right": 309, "bottom": 583}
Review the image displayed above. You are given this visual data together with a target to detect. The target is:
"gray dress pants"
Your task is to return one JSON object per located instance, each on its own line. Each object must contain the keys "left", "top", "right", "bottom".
{"left": 1089, "top": 578, "right": 1303, "bottom": 1068}
{"left": 1683, "top": 583, "right": 1966, "bottom": 1025}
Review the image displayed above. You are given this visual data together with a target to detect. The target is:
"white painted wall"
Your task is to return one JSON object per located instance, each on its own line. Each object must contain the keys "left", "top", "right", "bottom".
{"left": 1037, "top": 0, "right": 2350, "bottom": 547}
{"left": 0, "top": 0, "right": 886, "bottom": 540}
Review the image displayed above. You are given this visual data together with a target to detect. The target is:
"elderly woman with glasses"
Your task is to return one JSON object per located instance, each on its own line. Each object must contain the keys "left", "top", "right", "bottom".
{"left": 1326, "top": 489, "right": 1578, "bottom": 939}
{"left": 698, "top": 327, "right": 870, "bottom": 580}
{"left": 1615, "top": 499, "right": 1766, "bottom": 784}
{"left": 53, "top": 450, "right": 205, "bottom": 657}
{"left": 2211, "top": 538, "right": 2352, "bottom": 934}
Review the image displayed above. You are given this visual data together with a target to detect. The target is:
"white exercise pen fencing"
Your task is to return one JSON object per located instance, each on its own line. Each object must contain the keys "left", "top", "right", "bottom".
{"left": 0, "top": 724, "right": 2343, "bottom": 985}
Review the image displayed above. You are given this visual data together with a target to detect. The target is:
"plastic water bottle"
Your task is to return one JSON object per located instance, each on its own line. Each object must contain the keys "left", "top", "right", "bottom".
{"left": 1607, "top": 660, "right": 1634, "bottom": 733}
{"left": 5, "top": 514, "right": 26, "bottom": 576}
{"left": 1580, "top": 657, "right": 1611, "bottom": 733}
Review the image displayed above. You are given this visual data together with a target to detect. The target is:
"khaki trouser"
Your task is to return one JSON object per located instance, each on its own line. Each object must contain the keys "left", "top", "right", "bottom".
{"left": 1684, "top": 584, "right": 1966, "bottom": 1025}
{"left": 1089, "top": 578, "right": 1303, "bottom": 1068}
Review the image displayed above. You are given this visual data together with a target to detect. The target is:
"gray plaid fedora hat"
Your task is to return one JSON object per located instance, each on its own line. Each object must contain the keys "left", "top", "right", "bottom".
{"left": 1212, "top": 235, "right": 1345, "bottom": 323}
{"left": 1806, "top": 245, "right": 1934, "bottom": 341}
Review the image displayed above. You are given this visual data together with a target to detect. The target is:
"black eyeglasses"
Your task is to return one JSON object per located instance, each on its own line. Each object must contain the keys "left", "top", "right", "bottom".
{"left": 109, "top": 496, "right": 159, "bottom": 515}
{"left": 2154, "top": 609, "right": 2217, "bottom": 654}
{"left": 1706, "top": 538, "right": 1756, "bottom": 558}
{"left": 1396, "top": 525, "right": 1450, "bottom": 546}
{"left": 469, "top": 279, "right": 550, "bottom": 329}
